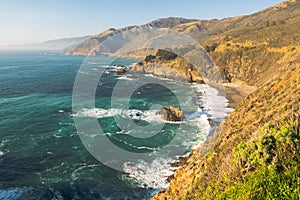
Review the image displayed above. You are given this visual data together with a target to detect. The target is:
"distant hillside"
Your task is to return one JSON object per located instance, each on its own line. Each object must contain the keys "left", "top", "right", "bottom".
{"left": 63, "top": 17, "right": 198, "bottom": 56}
{"left": 6, "top": 35, "right": 90, "bottom": 51}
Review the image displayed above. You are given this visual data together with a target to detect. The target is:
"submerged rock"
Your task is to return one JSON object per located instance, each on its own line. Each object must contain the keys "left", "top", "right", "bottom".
{"left": 158, "top": 106, "right": 185, "bottom": 122}
{"left": 207, "top": 118, "right": 220, "bottom": 126}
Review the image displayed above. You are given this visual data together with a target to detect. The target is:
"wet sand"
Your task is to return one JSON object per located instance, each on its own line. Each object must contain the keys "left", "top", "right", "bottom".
{"left": 223, "top": 81, "right": 258, "bottom": 108}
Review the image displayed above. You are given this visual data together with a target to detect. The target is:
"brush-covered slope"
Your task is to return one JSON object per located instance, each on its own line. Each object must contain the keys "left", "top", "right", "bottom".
{"left": 153, "top": 60, "right": 300, "bottom": 200}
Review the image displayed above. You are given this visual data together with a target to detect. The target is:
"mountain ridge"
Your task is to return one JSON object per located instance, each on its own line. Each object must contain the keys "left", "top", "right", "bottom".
{"left": 63, "top": 17, "right": 198, "bottom": 56}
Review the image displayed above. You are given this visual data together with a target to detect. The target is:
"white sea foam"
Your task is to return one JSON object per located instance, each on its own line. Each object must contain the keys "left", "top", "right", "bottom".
{"left": 119, "top": 84, "right": 233, "bottom": 190}
{"left": 116, "top": 76, "right": 133, "bottom": 81}
{"left": 192, "top": 84, "right": 234, "bottom": 120}
{"left": 74, "top": 83, "right": 233, "bottom": 191}
{"left": 87, "top": 62, "right": 100, "bottom": 65}
{"left": 123, "top": 159, "right": 177, "bottom": 189}
{"left": 75, "top": 108, "right": 190, "bottom": 125}
{"left": 143, "top": 74, "right": 174, "bottom": 82}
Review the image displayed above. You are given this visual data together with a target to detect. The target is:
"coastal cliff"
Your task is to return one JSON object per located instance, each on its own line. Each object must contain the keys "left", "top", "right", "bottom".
{"left": 130, "top": 49, "right": 204, "bottom": 83}
{"left": 66, "top": 0, "right": 300, "bottom": 87}
{"left": 152, "top": 0, "right": 300, "bottom": 199}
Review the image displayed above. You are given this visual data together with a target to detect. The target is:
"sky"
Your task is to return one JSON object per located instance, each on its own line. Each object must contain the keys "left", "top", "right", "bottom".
{"left": 0, "top": 0, "right": 284, "bottom": 46}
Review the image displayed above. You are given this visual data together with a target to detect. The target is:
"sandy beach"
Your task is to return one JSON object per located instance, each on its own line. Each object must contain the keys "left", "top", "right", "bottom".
{"left": 223, "top": 80, "right": 258, "bottom": 108}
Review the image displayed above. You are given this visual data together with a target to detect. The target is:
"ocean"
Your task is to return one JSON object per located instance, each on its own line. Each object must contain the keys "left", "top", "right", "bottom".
{"left": 0, "top": 51, "right": 230, "bottom": 200}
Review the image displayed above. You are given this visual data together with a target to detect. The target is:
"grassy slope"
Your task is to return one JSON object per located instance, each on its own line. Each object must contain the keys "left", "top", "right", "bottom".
{"left": 153, "top": 1, "right": 300, "bottom": 199}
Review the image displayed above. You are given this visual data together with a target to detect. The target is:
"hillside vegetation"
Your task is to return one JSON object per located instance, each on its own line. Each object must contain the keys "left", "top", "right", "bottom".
{"left": 153, "top": 1, "right": 300, "bottom": 199}
{"left": 138, "top": 0, "right": 300, "bottom": 86}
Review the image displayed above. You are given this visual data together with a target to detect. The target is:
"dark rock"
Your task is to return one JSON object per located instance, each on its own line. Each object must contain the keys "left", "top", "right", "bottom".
{"left": 207, "top": 118, "right": 220, "bottom": 126}
{"left": 108, "top": 67, "right": 127, "bottom": 76}
{"left": 158, "top": 106, "right": 185, "bottom": 122}
{"left": 116, "top": 68, "right": 126, "bottom": 75}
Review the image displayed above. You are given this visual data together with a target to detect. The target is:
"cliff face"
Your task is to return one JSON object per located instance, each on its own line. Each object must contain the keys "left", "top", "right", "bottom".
{"left": 64, "top": 0, "right": 300, "bottom": 89}
{"left": 131, "top": 50, "right": 204, "bottom": 83}
{"left": 134, "top": 0, "right": 300, "bottom": 86}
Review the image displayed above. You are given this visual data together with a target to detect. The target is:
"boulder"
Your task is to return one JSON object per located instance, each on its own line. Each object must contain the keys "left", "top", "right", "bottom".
{"left": 158, "top": 106, "right": 185, "bottom": 122}
{"left": 207, "top": 118, "right": 220, "bottom": 126}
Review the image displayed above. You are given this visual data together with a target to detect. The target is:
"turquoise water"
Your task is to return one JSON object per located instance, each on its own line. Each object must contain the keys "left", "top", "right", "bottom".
{"left": 0, "top": 51, "right": 203, "bottom": 199}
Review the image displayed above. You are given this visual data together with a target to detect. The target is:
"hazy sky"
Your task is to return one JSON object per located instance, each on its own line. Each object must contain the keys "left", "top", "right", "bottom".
{"left": 0, "top": 0, "right": 283, "bottom": 46}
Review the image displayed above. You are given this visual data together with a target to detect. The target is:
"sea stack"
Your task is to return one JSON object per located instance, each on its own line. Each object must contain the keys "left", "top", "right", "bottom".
{"left": 158, "top": 106, "right": 185, "bottom": 122}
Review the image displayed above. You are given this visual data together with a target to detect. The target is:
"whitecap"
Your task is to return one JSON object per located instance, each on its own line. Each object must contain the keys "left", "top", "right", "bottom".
{"left": 87, "top": 62, "right": 98, "bottom": 65}
{"left": 191, "top": 83, "right": 233, "bottom": 121}
{"left": 122, "top": 159, "right": 176, "bottom": 189}
{"left": 116, "top": 76, "right": 133, "bottom": 81}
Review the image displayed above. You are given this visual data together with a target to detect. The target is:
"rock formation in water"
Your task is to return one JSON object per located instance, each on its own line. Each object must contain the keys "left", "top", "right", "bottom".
{"left": 158, "top": 106, "right": 185, "bottom": 122}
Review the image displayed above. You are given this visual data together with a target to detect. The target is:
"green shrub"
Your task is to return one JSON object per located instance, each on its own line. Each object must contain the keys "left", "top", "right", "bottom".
{"left": 198, "top": 119, "right": 300, "bottom": 200}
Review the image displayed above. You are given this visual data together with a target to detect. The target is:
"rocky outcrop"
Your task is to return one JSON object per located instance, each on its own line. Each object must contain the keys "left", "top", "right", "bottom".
{"left": 131, "top": 51, "right": 204, "bottom": 83}
{"left": 158, "top": 106, "right": 185, "bottom": 122}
